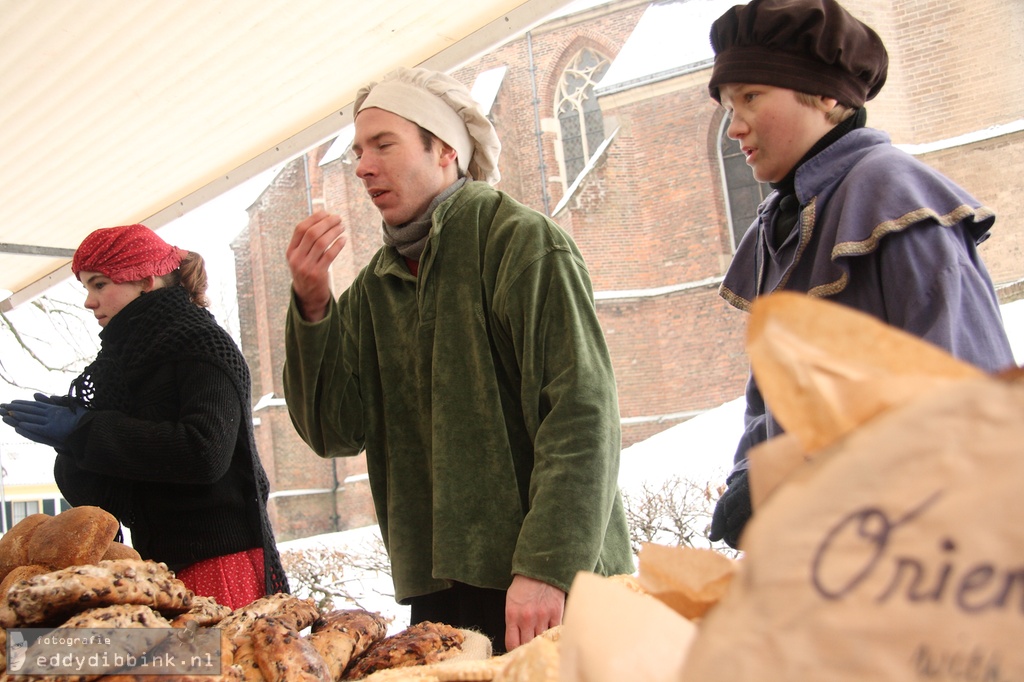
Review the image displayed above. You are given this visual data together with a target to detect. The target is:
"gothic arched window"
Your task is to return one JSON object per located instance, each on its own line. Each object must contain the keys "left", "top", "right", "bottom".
{"left": 718, "top": 117, "right": 771, "bottom": 250}
{"left": 556, "top": 48, "right": 611, "bottom": 185}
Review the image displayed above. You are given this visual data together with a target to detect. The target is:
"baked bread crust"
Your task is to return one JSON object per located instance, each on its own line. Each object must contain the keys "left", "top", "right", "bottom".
{"left": 308, "top": 609, "right": 389, "bottom": 679}
{"left": 171, "top": 594, "right": 234, "bottom": 628}
{"left": 343, "top": 621, "right": 465, "bottom": 680}
{"left": 0, "top": 559, "right": 193, "bottom": 627}
{"left": 252, "top": 615, "right": 331, "bottom": 682}
{"left": 0, "top": 513, "right": 51, "bottom": 581}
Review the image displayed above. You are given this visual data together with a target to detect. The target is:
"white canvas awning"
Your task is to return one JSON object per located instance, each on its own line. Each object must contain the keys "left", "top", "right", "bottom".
{"left": 0, "top": 0, "right": 575, "bottom": 310}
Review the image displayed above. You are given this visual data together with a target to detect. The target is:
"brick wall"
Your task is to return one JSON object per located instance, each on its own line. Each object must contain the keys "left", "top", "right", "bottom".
{"left": 883, "top": 0, "right": 1023, "bottom": 142}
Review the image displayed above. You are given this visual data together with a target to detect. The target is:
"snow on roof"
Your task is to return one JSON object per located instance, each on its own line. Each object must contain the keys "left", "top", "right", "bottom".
{"left": 320, "top": 125, "right": 355, "bottom": 166}
{"left": 471, "top": 66, "right": 508, "bottom": 115}
{"left": 543, "top": 0, "right": 616, "bottom": 21}
{"left": 597, "top": 0, "right": 741, "bottom": 95}
{"left": 894, "top": 119, "right": 1024, "bottom": 156}
{"left": 616, "top": 297, "right": 1024, "bottom": 494}
{"left": 3, "top": 298, "right": 1023, "bottom": 493}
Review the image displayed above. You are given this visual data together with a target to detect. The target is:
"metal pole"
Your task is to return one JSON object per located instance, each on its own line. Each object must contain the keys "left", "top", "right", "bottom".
{"left": 527, "top": 31, "right": 552, "bottom": 216}
{"left": 0, "top": 442, "right": 8, "bottom": 533}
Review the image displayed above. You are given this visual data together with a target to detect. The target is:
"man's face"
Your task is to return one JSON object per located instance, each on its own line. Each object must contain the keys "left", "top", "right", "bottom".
{"left": 352, "top": 107, "right": 456, "bottom": 226}
{"left": 718, "top": 83, "right": 836, "bottom": 183}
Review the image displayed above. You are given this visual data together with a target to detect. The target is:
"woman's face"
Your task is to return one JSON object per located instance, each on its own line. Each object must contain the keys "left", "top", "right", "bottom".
{"left": 79, "top": 271, "right": 149, "bottom": 327}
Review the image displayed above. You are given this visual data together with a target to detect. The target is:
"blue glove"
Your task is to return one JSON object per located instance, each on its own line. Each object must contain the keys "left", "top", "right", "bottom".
{"left": 0, "top": 392, "right": 88, "bottom": 449}
{"left": 32, "top": 393, "right": 74, "bottom": 408}
{"left": 708, "top": 469, "right": 751, "bottom": 550}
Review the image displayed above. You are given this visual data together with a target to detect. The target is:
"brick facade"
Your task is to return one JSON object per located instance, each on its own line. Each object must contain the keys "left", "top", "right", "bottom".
{"left": 233, "top": 0, "right": 1024, "bottom": 540}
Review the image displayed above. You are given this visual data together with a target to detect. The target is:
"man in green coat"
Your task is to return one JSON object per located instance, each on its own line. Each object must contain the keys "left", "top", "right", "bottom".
{"left": 283, "top": 67, "right": 633, "bottom": 653}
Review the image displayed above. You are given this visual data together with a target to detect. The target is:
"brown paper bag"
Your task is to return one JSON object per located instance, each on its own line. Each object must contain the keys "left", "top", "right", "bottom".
{"left": 744, "top": 291, "right": 986, "bottom": 511}
{"left": 746, "top": 292, "right": 982, "bottom": 452}
{"left": 684, "top": 374, "right": 1024, "bottom": 680}
{"left": 560, "top": 571, "right": 697, "bottom": 682}
{"left": 637, "top": 543, "right": 736, "bottom": 620}
{"left": 746, "top": 432, "right": 808, "bottom": 508}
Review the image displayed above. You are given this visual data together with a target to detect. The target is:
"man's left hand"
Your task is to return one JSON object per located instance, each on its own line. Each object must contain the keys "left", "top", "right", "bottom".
{"left": 504, "top": 574, "right": 565, "bottom": 651}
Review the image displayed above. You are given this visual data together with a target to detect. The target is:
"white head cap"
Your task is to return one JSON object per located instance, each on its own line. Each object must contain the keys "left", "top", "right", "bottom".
{"left": 354, "top": 67, "right": 501, "bottom": 185}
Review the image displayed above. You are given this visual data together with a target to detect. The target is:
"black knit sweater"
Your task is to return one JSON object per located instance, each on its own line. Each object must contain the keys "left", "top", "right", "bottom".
{"left": 55, "top": 286, "right": 288, "bottom": 593}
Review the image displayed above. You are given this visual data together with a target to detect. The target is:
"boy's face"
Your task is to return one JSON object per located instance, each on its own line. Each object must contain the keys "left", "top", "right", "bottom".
{"left": 719, "top": 84, "right": 838, "bottom": 183}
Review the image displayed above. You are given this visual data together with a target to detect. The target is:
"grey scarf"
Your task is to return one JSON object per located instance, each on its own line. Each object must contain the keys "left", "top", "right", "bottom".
{"left": 381, "top": 177, "right": 466, "bottom": 260}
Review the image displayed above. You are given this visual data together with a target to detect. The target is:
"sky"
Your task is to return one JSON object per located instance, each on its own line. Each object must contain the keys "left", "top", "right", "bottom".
{"left": 156, "top": 168, "right": 280, "bottom": 342}
{"left": 0, "top": 167, "right": 278, "bottom": 400}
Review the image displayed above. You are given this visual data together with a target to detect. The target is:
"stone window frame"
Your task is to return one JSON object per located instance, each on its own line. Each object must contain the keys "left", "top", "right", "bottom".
{"left": 554, "top": 46, "right": 612, "bottom": 188}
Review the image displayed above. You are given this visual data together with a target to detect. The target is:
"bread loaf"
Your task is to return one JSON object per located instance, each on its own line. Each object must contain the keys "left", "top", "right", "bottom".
{"left": 27, "top": 505, "right": 119, "bottom": 569}
{"left": 0, "top": 513, "right": 50, "bottom": 582}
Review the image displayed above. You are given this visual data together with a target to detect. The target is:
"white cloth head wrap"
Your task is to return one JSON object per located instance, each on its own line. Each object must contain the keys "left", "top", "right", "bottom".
{"left": 354, "top": 67, "right": 501, "bottom": 185}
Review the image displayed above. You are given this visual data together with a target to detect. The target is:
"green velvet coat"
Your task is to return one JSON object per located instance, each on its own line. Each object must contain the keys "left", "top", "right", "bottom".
{"left": 283, "top": 181, "right": 634, "bottom": 602}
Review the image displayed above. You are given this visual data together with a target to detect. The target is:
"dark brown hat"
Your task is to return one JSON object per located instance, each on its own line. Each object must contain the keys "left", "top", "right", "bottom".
{"left": 707, "top": 0, "right": 888, "bottom": 107}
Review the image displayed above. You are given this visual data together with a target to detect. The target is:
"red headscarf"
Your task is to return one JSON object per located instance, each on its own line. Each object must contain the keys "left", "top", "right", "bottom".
{"left": 72, "top": 224, "right": 188, "bottom": 283}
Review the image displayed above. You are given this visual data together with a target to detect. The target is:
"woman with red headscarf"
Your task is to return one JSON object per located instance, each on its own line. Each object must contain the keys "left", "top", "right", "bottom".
{"left": 0, "top": 224, "right": 289, "bottom": 609}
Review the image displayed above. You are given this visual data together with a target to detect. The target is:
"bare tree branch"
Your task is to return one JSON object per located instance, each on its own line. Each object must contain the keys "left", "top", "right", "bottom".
{"left": 622, "top": 475, "right": 739, "bottom": 559}
{"left": 280, "top": 535, "right": 395, "bottom": 615}
{"left": 0, "top": 286, "right": 97, "bottom": 392}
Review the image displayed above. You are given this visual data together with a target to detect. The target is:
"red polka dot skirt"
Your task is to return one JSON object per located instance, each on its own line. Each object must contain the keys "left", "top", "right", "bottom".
{"left": 176, "top": 548, "right": 266, "bottom": 610}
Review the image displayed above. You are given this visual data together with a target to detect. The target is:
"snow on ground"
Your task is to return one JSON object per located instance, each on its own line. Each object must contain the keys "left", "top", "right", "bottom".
{"left": 618, "top": 397, "right": 743, "bottom": 495}
{"left": 1003, "top": 298, "right": 1024, "bottom": 364}
{"left": 277, "top": 525, "right": 411, "bottom": 631}
{"left": 617, "top": 297, "right": 1024, "bottom": 495}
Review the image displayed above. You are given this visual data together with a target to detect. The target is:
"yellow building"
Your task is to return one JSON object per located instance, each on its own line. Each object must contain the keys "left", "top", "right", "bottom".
{"left": 0, "top": 440, "right": 67, "bottom": 532}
